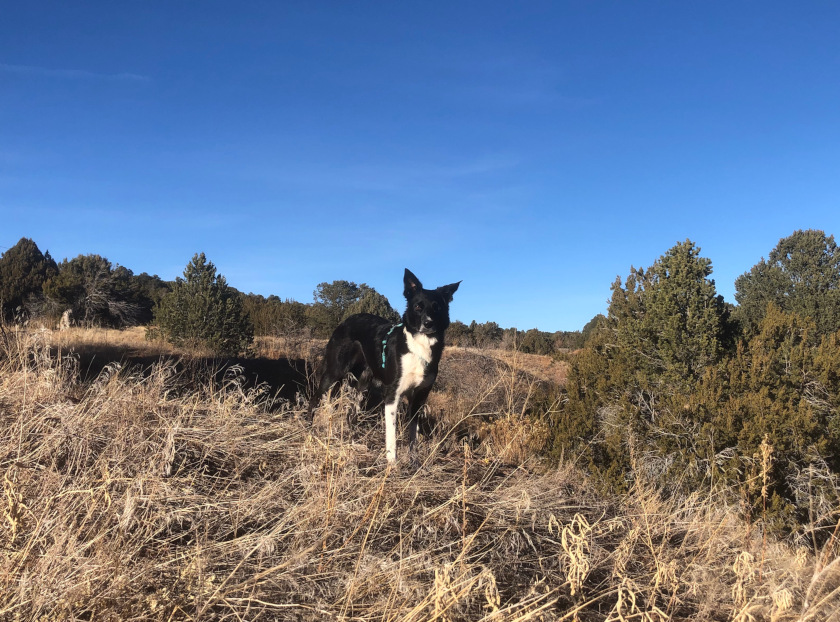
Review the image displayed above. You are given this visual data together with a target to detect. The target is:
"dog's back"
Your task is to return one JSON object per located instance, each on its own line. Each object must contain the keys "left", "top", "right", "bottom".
{"left": 313, "top": 314, "right": 392, "bottom": 397}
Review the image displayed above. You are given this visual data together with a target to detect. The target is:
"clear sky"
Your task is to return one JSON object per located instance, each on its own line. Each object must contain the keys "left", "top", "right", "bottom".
{"left": 2, "top": 2, "right": 839, "bottom": 332}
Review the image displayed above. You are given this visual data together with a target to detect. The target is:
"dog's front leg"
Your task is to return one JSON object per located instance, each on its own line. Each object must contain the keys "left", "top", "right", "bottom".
{"left": 384, "top": 399, "right": 398, "bottom": 463}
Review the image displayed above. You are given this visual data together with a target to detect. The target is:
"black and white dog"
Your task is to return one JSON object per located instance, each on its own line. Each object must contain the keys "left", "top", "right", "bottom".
{"left": 309, "top": 269, "right": 460, "bottom": 464}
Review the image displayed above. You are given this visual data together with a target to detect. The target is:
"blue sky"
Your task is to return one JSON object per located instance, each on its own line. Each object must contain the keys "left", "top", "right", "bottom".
{"left": 2, "top": 2, "right": 839, "bottom": 332}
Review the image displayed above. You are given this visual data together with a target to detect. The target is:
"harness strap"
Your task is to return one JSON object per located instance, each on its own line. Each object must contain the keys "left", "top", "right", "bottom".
{"left": 381, "top": 323, "right": 403, "bottom": 367}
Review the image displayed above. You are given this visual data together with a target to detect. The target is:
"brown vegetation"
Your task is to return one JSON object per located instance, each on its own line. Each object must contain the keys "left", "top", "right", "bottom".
{"left": 1, "top": 327, "right": 838, "bottom": 620}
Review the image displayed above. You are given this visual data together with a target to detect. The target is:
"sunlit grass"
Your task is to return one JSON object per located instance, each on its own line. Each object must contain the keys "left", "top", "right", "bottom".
{"left": 0, "top": 327, "right": 837, "bottom": 620}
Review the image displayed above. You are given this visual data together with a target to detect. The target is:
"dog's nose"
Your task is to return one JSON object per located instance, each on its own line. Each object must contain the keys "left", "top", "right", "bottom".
{"left": 423, "top": 317, "right": 434, "bottom": 329}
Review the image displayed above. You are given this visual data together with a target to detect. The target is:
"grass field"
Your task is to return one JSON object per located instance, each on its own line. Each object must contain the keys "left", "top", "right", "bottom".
{"left": 1, "top": 327, "right": 838, "bottom": 620}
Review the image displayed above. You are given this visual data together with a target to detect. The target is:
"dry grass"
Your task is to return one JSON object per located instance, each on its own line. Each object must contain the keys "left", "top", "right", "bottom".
{"left": 50, "top": 325, "right": 178, "bottom": 357}
{"left": 478, "top": 348, "right": 568, "bottom": 387}
{"left": 1, "top": 327, "right": 839, "bottom": 621}
{"left": 254, "top": 334, "right": 321, "bottom": 363}
{"left": 428, "top": 347, "right": 561, "bottom": 465}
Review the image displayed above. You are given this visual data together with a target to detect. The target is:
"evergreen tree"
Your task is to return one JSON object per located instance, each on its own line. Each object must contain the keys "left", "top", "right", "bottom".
{"left": 735, "top": 229, "right": 840, "bottom": 337}
{"left": 345, "top": 286, "right": 400, "bottom": 323}
{"left": 306, "top": 280, "right": 361, "bottom": 337}
{"left": 0, "top": 238, "right": 57, "bottom": 322}
{"left": 446, "top": 320, "right": 471, "bottom": 347}
{"left": 242, "top": 294, "right": 308, "bottom": 337}
{"left": 581, "top": 314, "right": 607, "bottom": 345}
{"left": 610, "top": 240, "right": 732, "bottom": 388}
{"left": 549, "top": 240, "right": 733, "bottom": 491}
{"left": 43, "top": 254, "right": 143, "bottom": 327}
{"left": 473, "top": 321, "right": 503, "bottom": 348}
{"left": 152, "top": 253, "right": 253, "bottom": 355}
{"left": 553, "top": 330, "right": 585, "bottom": 351}
{"left": 726, "top": 306, "right": 831, "bottom": 461}
{"left": 128, "top": 272, "right": 170, "bottom": 325}
{"left": 520, "top": 328, "right": 555, "bottom": 355}
{"left": 306, "top": 280, "right": 398, "bottom": 336}
{"left": 722, "top": 305, "right": 840, "bottom": 530}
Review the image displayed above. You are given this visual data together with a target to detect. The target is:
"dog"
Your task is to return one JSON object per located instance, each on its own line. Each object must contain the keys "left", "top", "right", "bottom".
{"left": 309, "top": 269, "right": 460, "bottom": 464}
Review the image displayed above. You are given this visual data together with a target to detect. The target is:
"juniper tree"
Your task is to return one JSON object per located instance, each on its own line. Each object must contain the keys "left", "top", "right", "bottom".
{"left": 735, "top": 229, "right": 840, "bottom": 337}
{"left": 610, "top": 239, "right": 733, "bottom": 388}
{"left": 44, "top": 254, "right": 143, "bottom": 327}
{"left": 446, "top": 320, "right": 471, "bottom": 346}
{"left": 242, "top": 294, "right": 308, "bottom": 337}
{"left": 306, "top": 280, "right": 398, "bottom": 336}
{"left": 473, "top": 321, "right": 503, "bottom": 348}
{"left": 0, "top": 238, "right": 57, "bottom": 322}
{"left": 306, "top": 280, "right": 360, "bottom": 337}
{"left": 520, "top": 328, "right": 555, "bottom": 355}
{"left": 345, "top": 286, "right": 400, "bottom": 323}
{"left": 550, "top": 240, "right": 734, "bottom": 491}
{"left": 721, "top": 305, "right": 840, "bottom": 530}
{"left": 153, "top": 253, "right": 253, "bottom": 355}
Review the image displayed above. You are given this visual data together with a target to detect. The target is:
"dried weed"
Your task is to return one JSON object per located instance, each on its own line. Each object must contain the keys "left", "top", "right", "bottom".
{"left": 0, "top": 327, "right": 835, "bottom": 621}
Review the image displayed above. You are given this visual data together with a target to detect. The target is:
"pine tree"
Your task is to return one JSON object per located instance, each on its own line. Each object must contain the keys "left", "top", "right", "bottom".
{"left": 152, "top": 253, "right": 253, "bottom": 355}
{"left": 0, "top": 238, "right": 57, "bottom": 322}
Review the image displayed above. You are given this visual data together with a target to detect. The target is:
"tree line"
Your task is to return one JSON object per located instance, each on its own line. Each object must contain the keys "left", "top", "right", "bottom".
{"left": 0, "top": 240, "right": 169, "bottom": 328}
{"left": 0, "top": 239, "right": 563, "bottom": 354}
{"left": 446, "top": 321, "right": 582, "bottom": 354}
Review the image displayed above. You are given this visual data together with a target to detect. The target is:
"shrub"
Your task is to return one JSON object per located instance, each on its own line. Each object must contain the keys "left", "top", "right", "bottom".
{"left": 548, "top": 240, "right": 735, "bottom": 493}
{"left": 151, "top": 253, "right": 253, "bottom": 356}
{"left": 735, "top": 229, "right": 840, "bottom": 338}
{"left": 0, "top": 237, "right": 57, "bottom": 322}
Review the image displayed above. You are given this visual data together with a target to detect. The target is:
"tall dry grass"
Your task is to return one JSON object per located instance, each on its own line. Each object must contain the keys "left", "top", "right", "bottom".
{"left": 50, "top": 325, "right": 180, "bottom": 356}
{"left": 1, "top": 327, "right": 838, "bottom": 620}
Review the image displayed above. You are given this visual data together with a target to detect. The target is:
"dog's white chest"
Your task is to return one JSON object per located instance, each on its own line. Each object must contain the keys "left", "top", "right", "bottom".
{"left": 399, "top": 330, "right": 436, "bottom": 391}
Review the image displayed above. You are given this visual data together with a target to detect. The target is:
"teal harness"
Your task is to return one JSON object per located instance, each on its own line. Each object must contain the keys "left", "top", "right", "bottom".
{"left": 381, "top": 323, "right": 403, "bottom": 367}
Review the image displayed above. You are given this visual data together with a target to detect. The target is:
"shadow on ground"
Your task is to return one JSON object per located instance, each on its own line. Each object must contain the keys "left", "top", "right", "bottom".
{"left": 55, "top": 344, "right": 312, "bottom": 407}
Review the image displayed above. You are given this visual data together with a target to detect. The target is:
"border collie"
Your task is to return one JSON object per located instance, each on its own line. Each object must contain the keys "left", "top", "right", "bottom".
{"left": 309, "top": 269, "right": 460, "bottom": 464}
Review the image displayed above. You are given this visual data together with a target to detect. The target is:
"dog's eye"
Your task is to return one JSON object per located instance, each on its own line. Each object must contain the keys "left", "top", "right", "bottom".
{"left": 414, "top": 303, "right": 424, "bottom": 313}
{"left": 431, "top": 302, "right": 439, "bottom": 312}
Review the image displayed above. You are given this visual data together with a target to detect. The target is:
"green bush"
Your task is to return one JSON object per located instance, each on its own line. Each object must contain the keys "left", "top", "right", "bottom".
{"left": 548, "top": 240, "right": 734, "bottom": 493}
{"left": 0, "top": 237, "right": 57, "bottom": 322}
{"left": 735, "top": 229, "right": 840, "bottom": 338}
{"left": 151, "top": 253, "right": 253, "bottom": 356}
{"left": 548, "top": 236, "right": 840, "bottom": 533}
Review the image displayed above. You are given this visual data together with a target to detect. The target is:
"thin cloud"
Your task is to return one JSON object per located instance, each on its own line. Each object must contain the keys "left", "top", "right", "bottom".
{"left": 0, "top": 62, "right": 149, "bottom": 82}
{"left": 251, "top": 154, "right": 523, "bottom": 193}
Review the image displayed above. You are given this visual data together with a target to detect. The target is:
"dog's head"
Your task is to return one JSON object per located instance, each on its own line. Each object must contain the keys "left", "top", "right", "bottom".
{"left": 402, "top": 269, "right": 460, "bottom": 335}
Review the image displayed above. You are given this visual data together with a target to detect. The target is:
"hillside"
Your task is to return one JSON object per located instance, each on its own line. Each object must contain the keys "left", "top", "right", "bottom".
{"left": 1, "top": 328, "right": 838, "bottom": 620}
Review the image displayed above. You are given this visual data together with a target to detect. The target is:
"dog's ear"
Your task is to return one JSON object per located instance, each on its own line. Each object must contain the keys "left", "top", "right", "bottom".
{"left": 404, "top": 269, "right": 423, "bottom": 298}
{"left": 437, "top": 281, "right": 461, "bottom": 303}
